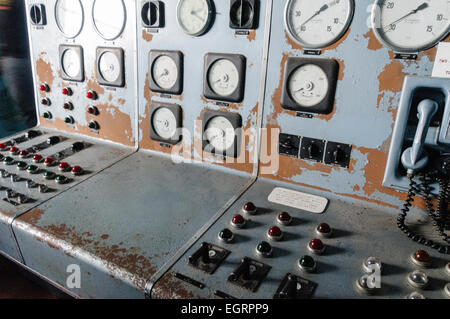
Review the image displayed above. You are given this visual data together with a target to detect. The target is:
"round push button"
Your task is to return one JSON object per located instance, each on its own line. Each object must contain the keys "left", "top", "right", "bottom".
{"left": 355, "top": 274, "right": 377, "bottom": 295}
{"left": 316, "top": 223, "right": 332, "bottom": 238}
{"left": 43, "top": 171, "right": 55, "bottom": 180}
{"left": 3, "top": 156, "right": 14, "bottom": 165}
{"left": 58, "top": 162, "right": 70, "bottom": 172}
{"left": 71, "top": 166, "right": 83, "bottom": 176}
{"left": 33, "top": 154, "right": 43, "bottom": 163}
{"left": 267, "top": 226, "right": 283, "bottom": 241}
{"left": 298, "top": 255, "right": 317, "bottom": 273}
{"left": 231, "top": 214, "right": 246, "bottom": 229}
{"left": 44, "top": 157, "right": 55, "bottom": 166}
{"left": 27, "top": 165, "right": 38, "bottom": 174}
{"left": 55, "top": 175, "right": 68, "bottom": 184}
{"left": 407, "top": 270, "right": 429, "bottom": 289}
{"left": 256, "top": 241, "right": 273, "bottom": 258}
{"left": 241, "top": 202, "right": 257, "bottom": 215}
{"left": 218, "top": 228, "right": 234, "bottom": 243}
{"left": 16, "top": 161, "right": 27, "bottom": 171}
{"left": 308, "top": 238, "right": 325, "bottom": 255}
{"left": 277, "top": 212, "right": 292, "bottom": 226}
{"left": 9, "top": 146, "right": 19, "bottom": 155}
{"left": 0, "top": 143, "right": 7, "bottom": 151}
{"left": 411, "top": 250, "right": 432, "bottom": 268}
{"left": 405, "top": 291, "right": 426, "bottom": 299}
{"left": 362, "top": 257, "right": 382, "bottom": 274}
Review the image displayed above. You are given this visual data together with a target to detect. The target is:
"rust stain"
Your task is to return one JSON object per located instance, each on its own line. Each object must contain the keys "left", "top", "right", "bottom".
{"left": 363, "top": 29, "right": 383, "bottom": 51}
{"left": 285, "top": 28, "right": 351, "bottom": 53}
{"left": 152, "top": 272, "right": 201, "bottom": 299}
{"left": 36, "top": 54, "right": 54, "bottom": 97}
{"left": 378, "top": 60, "right": 406, "bottom": 93}
{"left": 247, "top": 30, "right": 256, "bottom": 42}
{"left": 18, "top": 208, "right": 46, "bottom": 225}
{"left": 142, "top": 29, "right": 154, "bottom": 42}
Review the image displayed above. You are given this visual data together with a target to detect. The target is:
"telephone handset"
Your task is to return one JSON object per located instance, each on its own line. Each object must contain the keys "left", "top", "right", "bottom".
{"left": 399, "top": 99, "right": 450, "bottom": 254}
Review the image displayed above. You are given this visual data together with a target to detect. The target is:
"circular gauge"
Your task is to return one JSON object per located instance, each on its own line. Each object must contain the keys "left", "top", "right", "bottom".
{"left": 55, "top": 0, "right": 84, "bottom": 38}
{"left": 99, "top": 52, "right": 120, "bottom": 83}
{"left": 62, "top": 49, "right": 81, "bottom": 78}
{"left": 92, "top": 0, "right": 126, "bottom": 40}
{"left": 177, "top": 0, "right": 213, "bottom": 36}
{"left": 208, "top": 59, "right": 239, "bottom": 97}
{"left": 230, "top": 0, "right": 254, "bottom": 27}
{"left": 371, "top": 0, "right": 450, "bottom": 52}
{"left": 288, "top": 64, "right": 329, "bottom": 107}
{"left": 205, "top": 116, "right": 235, "bottom": 153}
{"left": 152, "top": 55, "right": 178, "bottom": 90}
{"left": 152, "top": 108, "right": 178, "bottom": 140}
{"left": 285, "top": 0, "right": 354, "bottom": 49}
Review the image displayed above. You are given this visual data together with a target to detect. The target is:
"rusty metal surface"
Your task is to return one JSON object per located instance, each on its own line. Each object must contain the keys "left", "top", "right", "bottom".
{"left": 152, "top": 178, "right": 450, "bottom": 299}
{"left": 12, "top": 151, "right": 250, "bottom": 298}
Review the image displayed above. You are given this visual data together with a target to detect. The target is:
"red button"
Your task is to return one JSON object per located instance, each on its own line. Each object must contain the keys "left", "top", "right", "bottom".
{"left": 40, "top": 84, "right": 48, "bottom": 92}
{"left": 86, "top": 91, "right": 96, "bottom": 100}
{"left": 242, "top": 202, "right": 257, "bottom": 214}
{"left": 63, "top": 103, "right": 72, "bottom": 110}
{"left": 268, "top": 226, "right": 283, "bottom": 240}
{"left": 9, "top": 146, "right": 19, "bottom": 154}
{"left": 41, "top": 98, "right": 49, "bottom": 105}
{"left": 44, "top": 157, "right": 54, "bottom": 165}
{"left": 33, "top": 154, "right": 43, "bottom": 162}
{"left": 62, "top": 87, "right": 72, "bottom": 96}
{"left": 19, "top": 150, "right": 29, "bottom": 157}
{"left": 0, "top": 143, "right": 7, "bottom": 150}
{"left": 71, "top": 166, "right": 83, "bottom": 175}
{"left": 277, "top": 212, "right": 292, "bottom": 225}
{"left": 231, "top": 214, "right": 245, "bottom": 228}
{"left": 59, "top": 162, "right": 70, "bottom": 171}
{"left": 317, "top": 223, "right": 332, "bottom": 237}
{"left": 308, "top": 238, "right": 325, "bottom": 254}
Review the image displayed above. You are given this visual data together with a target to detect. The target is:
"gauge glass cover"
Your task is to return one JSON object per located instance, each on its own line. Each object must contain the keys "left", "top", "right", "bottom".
{"left": 93, "top": 0, "right": 126, "bottom": 40}
{"left": 177, "top": 0, "right": 212, "bottom": 36}
{"left": 152, "top": 107, "right": 178, "bottom": 140}
{"left": 152, "top": 55, "right": 178, "bottom": 90}
{"left": 205, "top": 116, "right": 235, "bottom": 153}
{"left": 55, "top": 0, "right": 84, "bottom": 38}
{"left": 208, "top": 59, "right": 239, "bottom": 97}
{"left": 288, "top": 64, "right": 329, "bottom": 107}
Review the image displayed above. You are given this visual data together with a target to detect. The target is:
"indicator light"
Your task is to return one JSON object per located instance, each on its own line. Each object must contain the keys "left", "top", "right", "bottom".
{"left": 62, "top": 87, "right": 72, "bottom": 96}
{"left": 27, "top": 165, "right": 38, "bottom": 174}
{"left": 308, "top": 238, "right": 325, "bottom": 255}
{"left": 256, "top": 241, "right": 273, "bottom": 257}
{"left": 40, "top": 83, "right": 49, "bottom": 92}
{"left": 298, "top": 255, "right": 317, "bottom": 273}
{"left": 3, "top": 156, "right": 14, "bottom": 165}
{"left": 267, "top": 226, "right": 283, "bottom": 241}
{"left": 88, "top": 121, "right": 99, "bottom": 130}
{"left": 316, "top": 223, "right": 332, "bottom": 238}
{"left": 64, "top": 116, "right": 74, "bottom": 124}
{"left": 87, "top": 106, "right": 99, "bottom": 115}
{"left": 44, "top": 157, "right": 55, "bottom": 166}
{"left": 41, "top": 98, "right": 51, "bottom": 106}
{"left": 231, "top": 214, "right": 246, "bottom": 228}
{"left": 277, "top": 212, "right": 292, "bottom": 226}
{"left": 19, "top": 150, "right": 29, "bottom": 158}
{"left": 218, "top": 228, "right": 234, "bottom": 243}
{"left": 9, "top": 146, "right": 19, "bottom": 155}
{"left": 42, "top": 112, "right": 52, "bottom": 119}
{"left": 242, "top": 202, "right": 257, "bottom": 215}
{"left": 46, "top": 136, "right": 60, "bottom": 145}
{"left": 407, "top": 270, "right": 429, "bottom": 289}
{"left": 411, "top": 250, "right": 432, "bottom": 268}
{"left": 0, "top": 143, "right": 7, "bottom": 150}
{"left": 58, "top": 162, "right": 70, "bottom": 171}
{"left": 86, "top": 91, "right": 97, "bottom": 100}
{"left": 63, "top": 102, "right": 73, "bottom": 110}
{"left": 55, "top": 175, "right": 68, "bottom": 184}
{"left": 33, "top": 154, "right": 43, "bottom": 162}
{"left": 43, "top": 171, "right": 55, "bottom": 180}
{"left": 72, "top": 142, "right": 84, "bottom": 152}
{"left": 26, "top": 130, "right": 39, "bottom": 139}
{"left": 362, "top": 257, "right": 383, "bottom": 274}
{"left": 71, "top": 166, "right": 83, "bottom": 176}
{"left": 17, "top": 161, "right": 27, "bottom": 170}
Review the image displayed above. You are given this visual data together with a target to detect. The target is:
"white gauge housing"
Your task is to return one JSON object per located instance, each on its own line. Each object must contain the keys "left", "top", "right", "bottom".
{"left": 284, "top": 0, "right": 354, "bottom": 49}
{"left": 152, "top": 55, "right": 179, "bottom": 90}
{"left": 371, "top": 0, "right": 450, "bottom": 52}
{"left": 55, "top": 0, "right": 84, "bottom": 38}
{"left": 288, "top": 64, "right": 329, "bottom": 107}
{"left": 205, "top": 116, "right": 236, "bottom": 153}
{"left": 177, "top": 0, "right": 213, "bottom": 36}
{"left": 99, "top": 52, "right": 121, "bottom": 83}
{"left": 208, "top": 59, "right": 240, "bottom": 97}
{"left": 92, "top": 0, "right": 126, "bottom": 40}
{"left": 152, "top": 107, "right": 178, "bottom": 140}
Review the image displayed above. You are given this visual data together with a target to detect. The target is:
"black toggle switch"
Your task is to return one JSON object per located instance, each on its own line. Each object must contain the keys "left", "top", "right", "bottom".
{"left": 72, "top": 142, "right": 85, "bottom": 152}
{"left": 26, "top": 130, "right": 39, "bottom": 139}
{"left": 307, "top": 143, "right": 320, "bottom": 158}
{"left": 47, "top": 136, "right": 60, "bottom": 145}
{"left": 273, "top": 273, "right": 317, "bottom": 299}
{"left": 279, "top": 274, "right": 298, "bottom": 299}
{"left": 188, "top": 242, "right": 230, "bottom": 274}
{"left": 228, "top": 257, "right": 271, "bottom": 292}
{"left": 300, "top": 137, "right": 325, "bottom": 162}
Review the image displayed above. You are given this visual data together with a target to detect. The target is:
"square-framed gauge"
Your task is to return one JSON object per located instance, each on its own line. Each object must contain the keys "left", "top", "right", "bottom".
{"left": 149, "top": 50, "right": 183, "bottom": 95}
{"left": 59, "top": 45, "right": 84, "bottom": 82}
{"left": 203, "top": 53, "right": 246, "bottom": 103}
{"left": 95, "top": 47, "right": 125, "bottom": 87}
{"left": 149, "top": 103, "right": 182, "bottom": 144}
{"left": 141, "top": 1, "right": 165, "bottom": 28}
{"left": 202, "top": 110, "right": 242, "bottom": 158}
{"left": 281, "top": 58, "right": 339, "bottom": 114}
{"left": 229, "top": 0, "right": 259, "bottom": 30}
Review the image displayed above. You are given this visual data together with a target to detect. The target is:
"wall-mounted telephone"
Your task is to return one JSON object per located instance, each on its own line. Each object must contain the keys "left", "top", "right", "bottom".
{"left": 384, "top": 76, "right": 450, "bottom": 254}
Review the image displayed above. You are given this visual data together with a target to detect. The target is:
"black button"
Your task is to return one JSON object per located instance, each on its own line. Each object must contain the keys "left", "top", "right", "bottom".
{"left": 47, "top": 136, "right": 60, "bottom": 145}
{"left": 72, "top": 142, "right": 85, "bottom": 152}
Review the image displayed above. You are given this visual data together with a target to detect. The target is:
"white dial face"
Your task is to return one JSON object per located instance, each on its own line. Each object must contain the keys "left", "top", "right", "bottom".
{"left": 285, "top": 0, "right": 354, "bottom": 48}
{"left": 99, "top": 52, "right": 120, "bottom": 83}
{"left": 152, "top": 108, "right": 178, "bottom": 140}
{"left": 177, "top": 0, "right": 212, "bottom": 36}
{"left": 55, "top": 0, "right": 84, "bottom": 38}
{"left": 62, "top": 49, "right": 81, "bottom": 78}
{"left": 205, "top": 116, "right": 235, "bottom": 153}
{"left": 288, "top": 64, "right": 329, "bottom": 107}
{"left": 152, "top": 56, "right": 178, "bottom": 90}
{"left": 93, "top": 0, "right": 126, "bottom": 40}
{"left": 208, "top": 59, "right": 240, "bottom": 97}
{"left": 372, "top": 0, "right": 450, "bottom": 52}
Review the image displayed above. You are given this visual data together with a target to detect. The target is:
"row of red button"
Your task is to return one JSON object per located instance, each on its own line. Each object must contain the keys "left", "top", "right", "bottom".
{"left": 3, "top": 145, "right": 83, "bottom": 175}
{"left": 231, "top": 202, "right": 333, "bottom": 255}
{"left": 40, "top": 84, "right": 97, "bottom": 100}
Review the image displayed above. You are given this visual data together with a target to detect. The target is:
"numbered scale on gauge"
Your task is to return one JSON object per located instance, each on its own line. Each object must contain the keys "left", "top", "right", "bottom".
{"left": 177, "top": 0, "right": 213, "bottom": 36}
{"left": 99, "top": 52, "right": 121, "bottom": 83}
{"left": 288, "top": 64, "right": 329, "bottom": 107}
{"left": 152, "top": 108, "right": 178, "bottom": 140}
{"left": 55, "top": 0, "right": 84, "bottom": 38}
{"left": 152, "top": 56, "right": 178, "bottom": 90}
{"left": 208, "top": 59, "right": 240, "bottom": 97}
{"left": 285, "top": 0, "right": 354, "bottom": 49}
{"left": 372, "top": 0, "right": 450, "bottom": 52}
{"left": 205, "top": 116, "right": 236, "bottom": 153}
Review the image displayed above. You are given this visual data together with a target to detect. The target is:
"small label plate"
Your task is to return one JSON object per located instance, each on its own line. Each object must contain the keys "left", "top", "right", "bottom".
{"left": 268, "top": 187, "right": 328, "bottom": 214}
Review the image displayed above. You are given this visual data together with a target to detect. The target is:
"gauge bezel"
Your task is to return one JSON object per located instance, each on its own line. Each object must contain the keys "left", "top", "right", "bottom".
{"left": 95, "top": 47, "right": 125, "bottom": 87}
{"left": 203, "top": 53, "right": 246, "bottom": 103}
{"left": 202, "top": 110, "right": 242, "bottom": 158}
{"left": 284, "top": 0, "right": 355, "bottom": 50}
{"left": 92, "top": 0, "right": 127, "bottom": 41}
{"left": 54, "top": 0, "right": 84, "bottom": 39}
{"left": 149, "top": 103, "right": 183, "bottom": 144}
{"left": 59, "top": 45, "right": 85, "bottom": 82}
{"left": 176, "top": 0, "right": 214, "bottom": 37}
{"left": 149, "top": 50, "right": 184, "bottom": 95}
{"left": 281, "top": 57, "right": 339, "bottom": 114}
{"left": 371, "top": 0, "right": 450, "bottom": 53}
{"left": 284, "top": 0, "right": 355, "bottom": 49}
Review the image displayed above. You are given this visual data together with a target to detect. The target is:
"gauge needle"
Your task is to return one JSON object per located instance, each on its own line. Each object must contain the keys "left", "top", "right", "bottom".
{"left": 191, "top": 10, "right": 205, "bottom": 22}
{"left": 300, "top": 4, "right": 330, "bottom": 27}
{"left": 383, "top": 2, "right": 429, "bottom": 31}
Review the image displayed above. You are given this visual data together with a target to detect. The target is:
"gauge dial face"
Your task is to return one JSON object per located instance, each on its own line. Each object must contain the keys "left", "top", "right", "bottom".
{"left": 62, "top": 49, "right": 81, "bottom": 78}
{"left": 152, "top": 108, "right": 178, "bottom": 140}
{"left": 208, "top": 59, "right": 240, "bottom": 97}
{"left": 288, "top": 64, "right": 329, "bottom": 107}
{"left": 99, "top": 52, "right": 120, "bottom": 83}
{"left": 285, "top": 0, "right": 354, "bottom": 49}
{"left": 152, "top": 55, "right": 178, "bottom": 90}
{"left": 205, "top": 116, "right": 235, "bottom": 153}
{"left": 93, "top": 0, "right": 126, "bottom": 40}
{"left": 372, "top": 0, "right": 450, "bottom": 52}
{"left": 55, "top": 0, "right": 84, "bottom": 38}
{"left": 177, "top": 0, "right": 212, "bottom": 36}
